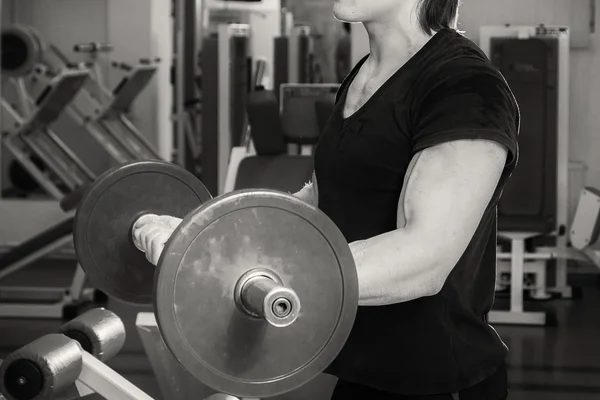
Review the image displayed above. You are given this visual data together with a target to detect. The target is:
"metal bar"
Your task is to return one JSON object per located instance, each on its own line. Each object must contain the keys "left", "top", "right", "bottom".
{"left": 0, "top": 287, "right": 66, "bottom": 302}
{"left": 45, "top": 130, "right": 97, "bottom": 181}
{"left": 175, "top": 0, "right": 186, "bottom": 166}
{"left": 79, "top": 351, "right": 156, "bottom": 400}
{"left": 0, "top": 303, "right": 65, "bottom": 319}
{"left": 487, "top": 310, "right": 547, "bottom": 326}
{"left": 553, "top": 30, "right": 572, "bottom": 297}
{"left": 69, "top": 265, "right": 88, "bottom": 301}
{"left": 65, "top": 107, "right": 131, "bottom": 164}
{"left": 22, "top": 133, "right": 81, "bottom": 189}
{"left": 116, "top": 115, "right": 161, "bottom": 158}
{"left": 510, "top": 238, "right": 525, "bottom": 313}
{"left": 0, "top": 235, "right": 73, "bottom": 280}
{"left": 99, "top": 119, "right": 151, "bottom": 159}
{"left": 2, "top": 136, "right": 64, "bottom": 199}
{"left": 497, "top": 252, "right": 553, "bottom": 260}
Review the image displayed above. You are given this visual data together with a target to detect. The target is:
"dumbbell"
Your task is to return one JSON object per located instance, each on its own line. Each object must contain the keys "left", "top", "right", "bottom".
{"left": 73, "top": 160, "right": 358, "bottom": 398}
{"left": 0, "top": 308, "right": 126, "bottom": 400}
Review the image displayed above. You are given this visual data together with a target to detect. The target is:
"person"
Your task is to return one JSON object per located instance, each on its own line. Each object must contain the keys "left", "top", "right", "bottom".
{"left": 133, "top": 0, "right": 520, "bottom": 398}
{"left": 335, "top": 23, "right": 352, "bottom": 83}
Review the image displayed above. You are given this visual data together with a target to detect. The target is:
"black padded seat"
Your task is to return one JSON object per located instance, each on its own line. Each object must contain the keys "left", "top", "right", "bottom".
{"left": 234, "top": 156, "right": 313, "bottom": 193}
{"left": 498, "top": 216, "right": 555, "bottom": 235}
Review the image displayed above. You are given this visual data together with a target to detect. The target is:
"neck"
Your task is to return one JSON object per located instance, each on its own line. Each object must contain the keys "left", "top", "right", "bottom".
{"left": 362, "top": 3, "right": 434, "bottom": 72}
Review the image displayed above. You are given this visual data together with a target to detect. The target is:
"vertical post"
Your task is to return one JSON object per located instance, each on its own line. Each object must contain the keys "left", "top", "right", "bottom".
{"left": 554, "top": 28, "right": 571, "bottom": 297}
{"left": 510, "top": 237, "right": 525, "bottom": 313}
{"left": 175, "top": 0, "right": 186, "bottom": 166}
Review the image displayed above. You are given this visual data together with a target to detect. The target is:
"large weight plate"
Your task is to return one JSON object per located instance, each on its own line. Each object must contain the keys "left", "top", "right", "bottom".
{"left": 155, "top": 190, "right": 358, "bottom": 398}
{"left": 74, "top": 161, "right": 212, "bottom": 305}
{"left": 1, "top": 25, "right": 42, "bottom": 77}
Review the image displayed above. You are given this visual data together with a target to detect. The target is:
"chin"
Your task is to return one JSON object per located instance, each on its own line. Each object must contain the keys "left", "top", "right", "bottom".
{"left": 333, "top": 3, "right": 364, "bottom": 23}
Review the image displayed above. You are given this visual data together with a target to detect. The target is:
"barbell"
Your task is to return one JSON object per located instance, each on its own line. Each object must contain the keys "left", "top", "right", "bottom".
{"left": 73, "top": 160, "right": 358, "bottom": 398}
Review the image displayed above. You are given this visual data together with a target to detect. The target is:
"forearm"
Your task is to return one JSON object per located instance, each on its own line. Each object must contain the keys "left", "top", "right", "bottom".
{"left": 353, "top": 228, "right": 451, "bottom": 306}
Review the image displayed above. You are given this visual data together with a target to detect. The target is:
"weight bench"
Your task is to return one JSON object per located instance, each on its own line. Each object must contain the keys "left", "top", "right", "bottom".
{"left": 0, "top": 213, "right": 99, "bottom": 319}
{"left": 224, "top": 89, "right": 323, "bottom": 194}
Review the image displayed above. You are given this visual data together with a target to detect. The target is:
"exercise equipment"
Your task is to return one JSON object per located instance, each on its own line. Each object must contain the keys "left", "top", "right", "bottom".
{"left": 0, "top": 27, "right": 103, "bottom": 319}
{"left": 74, "top": 161, "right": 213, "bottom": 304}
{"left": 274, "top": 26, "right": 316, "bottom": 101}
{"left": 279, "top": 83, "right": 338, "bottom": 155}
{"left": 0, "top": 308, "right": 149, "bottom": 400}
{"left": 136, "top": 312, "right": 339, "bottom": 400}
{"left": 201, "top": 23, "right": 252, "bottom": 195}
{"left": 224, "top": 89, "right": 313, "bottom": 194}
{"left": 73, "top": 160, "right": 358, "bottom": 398}
{"left": 1, "top": 24, "right": 162, "bottom": 170}
{"left": 570, "top": 187, "right": 600, "bottom": 267}
{"left": 1, "top": 69, "right": 95, "bottom": 199}
{"left": 1, "top": 25, "right": 44, "bottom": 78}
{"left": 0, "top": 25, "right": 162, "bottom": 319}
{"left": 480, "top": 25, "right": 571, "bottom": 326}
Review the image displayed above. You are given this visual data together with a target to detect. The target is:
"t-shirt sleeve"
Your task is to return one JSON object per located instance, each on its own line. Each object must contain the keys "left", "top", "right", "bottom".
{"left": 411, "top": 67, "right": 520, "bottom": 168}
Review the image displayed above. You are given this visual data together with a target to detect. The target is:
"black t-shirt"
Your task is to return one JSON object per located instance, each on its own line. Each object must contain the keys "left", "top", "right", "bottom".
{"left": 314, "top": 28, "right": 520, "bottom": 395}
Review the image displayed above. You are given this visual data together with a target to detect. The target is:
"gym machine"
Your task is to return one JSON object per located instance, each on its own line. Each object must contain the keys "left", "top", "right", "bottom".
{"left": 201, "top": 24, "right": 253, "bottom": 196}
{"left": 279, "top": 83, "right": 338, "bottom": 155}
{"left": 59, "top": 159, "right": 357, "bottom": 398}
{"left": 480, "top": 25, "right": 572, "bottom": 326}
{"left": 0, "top": 307, "right": 148, "bottom": 400}
{"left": 0, "top": 308, "right": 246, "bottom": 400}
{"left": 224, "top": 84, "right": 336, "bottom": 194}
{"left": 274, "top": 26, "right": 317, "bottom": 100}
{"left": 41, "top": 39, "right": 162, "bottom": 164}
{"left": 1, "top": 24, "right": 162, "bottom": 171}
{"left": 0, "top": 27, "right": 104, "bottom": 319}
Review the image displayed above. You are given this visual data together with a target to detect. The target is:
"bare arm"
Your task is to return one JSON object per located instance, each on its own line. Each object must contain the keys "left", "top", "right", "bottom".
{"left": 293, "top": 171, "right": 319, "bottom": 208}
{"left": 351, "top": 139, "right": 508, "bottom": 306}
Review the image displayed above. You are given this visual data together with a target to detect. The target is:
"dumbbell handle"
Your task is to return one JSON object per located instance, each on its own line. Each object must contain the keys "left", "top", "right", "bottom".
{"left": 74, "top": 42, "right": 114, "bottom": 53}
{"left": 131, "top": 214, "right": 301, "bottom": 327}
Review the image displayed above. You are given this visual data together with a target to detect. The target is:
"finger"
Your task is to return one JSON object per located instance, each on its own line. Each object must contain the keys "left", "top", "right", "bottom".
{"left": 155, "top": 215, "right": 183, "bottom": 230}
{"left": 141, "top": 226, "right": 165, "bottom": 254}
{"left": 149, "top": 231, "right": 171, "bottom": 265}
{"left": 133, "top": 214, "right": 158, "bottom": 230}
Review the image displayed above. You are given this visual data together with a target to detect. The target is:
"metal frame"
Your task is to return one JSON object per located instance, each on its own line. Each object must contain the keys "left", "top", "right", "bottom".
{"left": 488, "top": 233, "right": 548, "bottom": 326}
{"left": 39, "top": 45, "right": 161, "bottom": 162}
{"left": 0, "top": 69, "right": 96, "bottom": 199}
{"left": 496, "top": 258, "right": 550, "bottom": 300}
{"left": 0, "top": 255, "right": 95, "bottom": 319}
{"left": 480, "top": 26, "right": 572, "bottom": 326}
{"left": 79, "top": 351, "right": 156, "bottom": 400}
{"left": 217, "top": 24, "right": 251, "bottom": 195}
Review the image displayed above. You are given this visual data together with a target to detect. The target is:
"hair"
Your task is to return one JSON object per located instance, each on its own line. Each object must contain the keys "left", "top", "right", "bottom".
{"left": 417, "top": 0, "right": 461, "bottom": 35}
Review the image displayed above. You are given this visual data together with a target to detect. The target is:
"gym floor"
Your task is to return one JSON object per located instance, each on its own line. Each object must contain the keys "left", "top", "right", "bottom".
{"left": 1, "top": 259, "right": 599, "bottom": 400}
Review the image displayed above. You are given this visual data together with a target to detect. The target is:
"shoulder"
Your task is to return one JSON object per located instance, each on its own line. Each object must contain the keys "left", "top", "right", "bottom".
{"left": 412, "top": 38, "right": 519, "bottom": 120}
{"left": 415, "top": 32, "right": 513, "bottom": 100}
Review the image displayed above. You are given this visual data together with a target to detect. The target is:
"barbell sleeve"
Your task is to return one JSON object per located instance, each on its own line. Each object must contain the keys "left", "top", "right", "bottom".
{"left": 236, "top": 272, "right": 301, "bottom": 328}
